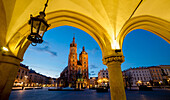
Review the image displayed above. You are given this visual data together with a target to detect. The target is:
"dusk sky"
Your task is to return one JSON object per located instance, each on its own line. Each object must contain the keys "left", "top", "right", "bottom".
{"left": 22, "top": 26, "right": 170, "bottom": 78}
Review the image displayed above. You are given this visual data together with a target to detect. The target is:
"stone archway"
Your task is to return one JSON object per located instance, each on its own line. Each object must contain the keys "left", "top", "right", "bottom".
{"left": 118, "top": 15, "right": 170, "bottom": 48}
{"left": 1, "top": 10, "right": 127, "bottom": 100}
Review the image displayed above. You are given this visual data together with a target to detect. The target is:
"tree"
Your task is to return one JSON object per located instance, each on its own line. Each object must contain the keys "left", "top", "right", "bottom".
{"left": 125, "top": 72, "right": 133, "bottom": 90}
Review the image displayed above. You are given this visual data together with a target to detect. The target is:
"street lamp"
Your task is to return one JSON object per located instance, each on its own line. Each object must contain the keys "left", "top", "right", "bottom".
{"left": 27, "top": 0, "right": 50, "bottom": 46}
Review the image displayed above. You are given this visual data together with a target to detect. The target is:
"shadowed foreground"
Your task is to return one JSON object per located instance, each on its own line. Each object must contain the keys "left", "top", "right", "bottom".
{"left": 9, "top": 88, "right": 170, "bottom": 100}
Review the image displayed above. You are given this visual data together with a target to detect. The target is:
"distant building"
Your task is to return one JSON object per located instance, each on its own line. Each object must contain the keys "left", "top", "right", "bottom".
{"left": 122, "top": 67, "right": 152, "bottom": 86}
{"left": 98, "top": 68, "right": 109, "bottom": 87}
{"left": 148, "top": 66, "right": 163, "bottom": 85}
{"left": 58, "top": 36, "right": 89, "bottom": 88}
{"left": 89, "top": 77, "right": 98, "bottom": 88}
{"left": 13, "top": 63, "right": 30, "bottom": 86}
{"left": 28, "top": 69, "right": 57, "bottom": 87}
{"left": 159, "top": 65, "right": 170, "bottom": 77}
{"left": 98, "top": 68, "right": 109, "bottom": 79}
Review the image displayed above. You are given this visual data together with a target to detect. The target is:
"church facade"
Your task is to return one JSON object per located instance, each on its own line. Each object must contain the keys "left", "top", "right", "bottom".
{"left": 58, "top": 36, "right": 89, "bottom": 88}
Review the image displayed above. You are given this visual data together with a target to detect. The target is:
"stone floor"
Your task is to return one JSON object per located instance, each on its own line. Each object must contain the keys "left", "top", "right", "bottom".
{"left": 9, "top": 88, "right": 170, "bottom": 100}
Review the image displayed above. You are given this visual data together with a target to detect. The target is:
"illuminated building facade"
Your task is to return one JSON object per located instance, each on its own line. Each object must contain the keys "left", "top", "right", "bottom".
{"left": 98, "top": 68, "right": 109, "bottom": 87}
{"left": 13, "top": 63, "right": 29, "bottom": 86}
{"left": 148, "top": 66, "right": 163, "bottom": 85}
{"left": 59, "top": 37, "right": 89, "bottom": 88}
{"left": 122, "top": 67, "right": 152, "bottom": 86}
{"left": 89, "top": 77, "right": 98, "bottom": 88}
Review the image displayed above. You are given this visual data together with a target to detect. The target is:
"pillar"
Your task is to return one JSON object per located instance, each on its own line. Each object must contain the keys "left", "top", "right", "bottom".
{"left": 76, "top": 83, "right": 78, "bottom": 89}
{"left": 79, "top": 83, "right": 81, "bottom": 89}
{"left": 103, "top": 50, "right": 126, "bottom": 100}
{"left": 0, "top": 52, "right": 22, "bottom": 99}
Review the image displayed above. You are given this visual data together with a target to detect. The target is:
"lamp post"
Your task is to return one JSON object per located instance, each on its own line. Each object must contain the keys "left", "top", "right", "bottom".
{"left": 27, "top": 0, "right": 50, "bottom": 46}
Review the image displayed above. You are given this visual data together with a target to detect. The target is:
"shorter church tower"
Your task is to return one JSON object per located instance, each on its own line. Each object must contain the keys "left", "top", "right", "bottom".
{"left": 79, "top": 46, "right": 88, "bottom": 79}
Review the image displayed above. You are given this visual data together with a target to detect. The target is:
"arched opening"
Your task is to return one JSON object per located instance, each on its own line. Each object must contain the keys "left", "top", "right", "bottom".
{"left": 118, "top": 15, "right": 170, "bottom": 49}
{"left": 122, "top": 29, "right": 170, "bottom": 69}
{"left": 121, "top": 29, "right": 170, "bottom": 99}
{"left": 7, "top": 10, "right": 112, "bottom": 60}
{"left": 9, "top": 25, "right": 108, "bottom": 99}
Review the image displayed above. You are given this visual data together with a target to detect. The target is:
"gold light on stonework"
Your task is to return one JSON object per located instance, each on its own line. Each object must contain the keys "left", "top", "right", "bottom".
{"left": 27, "top": 0, "right": 50, "bottom": 46}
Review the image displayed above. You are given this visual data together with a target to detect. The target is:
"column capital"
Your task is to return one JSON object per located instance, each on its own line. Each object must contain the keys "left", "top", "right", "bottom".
{"left": 102, "top": 49, "right": 125, "bottom": 65}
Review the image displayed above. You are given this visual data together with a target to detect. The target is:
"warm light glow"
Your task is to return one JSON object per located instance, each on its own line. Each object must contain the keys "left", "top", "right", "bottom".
{"left": 2, "top": 47, "right": 9, "bottom": 51}
{"left": 97, "top": 79, "right": 102, "bottom": 83}
{"left": 137, "top": 80, "right": 142, "bottom": 84}
{"left": 111, "top": 39, "right": 120, "bottom": 49}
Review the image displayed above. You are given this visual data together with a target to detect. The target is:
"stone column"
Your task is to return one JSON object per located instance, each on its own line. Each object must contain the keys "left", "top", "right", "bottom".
{"left": 103, "top": 50, "right": 126, "bottom": 100}
{"left": 0, "top": 52, "right": 22, "bottom": 99}
{"left": 76, "top": 83, "right": 78, "bottom": 89}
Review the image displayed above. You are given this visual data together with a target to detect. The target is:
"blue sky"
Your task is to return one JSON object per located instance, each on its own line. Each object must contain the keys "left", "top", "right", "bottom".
{"left": 22, "top": 26, "right": 170, "bottom": 78}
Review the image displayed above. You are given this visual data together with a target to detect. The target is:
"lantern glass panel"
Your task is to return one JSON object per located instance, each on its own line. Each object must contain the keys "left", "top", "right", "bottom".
{"left": 32, "top": 20, "right": 40, "bottom": 34}
{"left": 39, "top": 22, "right": 47, "bottom": 37}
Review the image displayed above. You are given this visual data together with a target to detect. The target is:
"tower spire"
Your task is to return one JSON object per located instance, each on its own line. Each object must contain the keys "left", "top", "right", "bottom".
{"left": 83, "top": 46, "right": 85, "bottom": 51}
{"left": 73, "top": 33, "right": 75, "bottom": 43}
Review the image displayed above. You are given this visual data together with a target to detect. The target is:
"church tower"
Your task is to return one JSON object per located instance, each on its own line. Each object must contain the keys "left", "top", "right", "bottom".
{"left": 79, "top": 46, "right": 89, "bottom": 80}
{"left": 68, "top": 36, "right": 78, "bottom": 86}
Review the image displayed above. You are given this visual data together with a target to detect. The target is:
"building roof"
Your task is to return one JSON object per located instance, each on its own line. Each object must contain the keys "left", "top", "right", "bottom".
{"left": 77, "top": 61, "right": 82, "bottom": 65}
{"left": 20, "top": 63, "right": 29, "bottom": 69}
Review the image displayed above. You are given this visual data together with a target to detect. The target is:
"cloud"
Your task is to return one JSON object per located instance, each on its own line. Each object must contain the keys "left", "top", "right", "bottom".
{"left": 90, "top": 71, "right": 95, "bottom": 73}
{"left": 87, "top": 47, "right": 100, "bottom": 54}
{"left": 90, "top": 65, "right": 98, "bottom": 69}
{"left": 55, "top": 74, "right": 59, "bottom": 77}
{"left": 89, "top": 73, "right": 96, "bottom": 76}
{"left": 30, "top": 41, "right": 57, "bottom": 57}
{"left": 91, "top": 73, "right": 96, "bottom": 76}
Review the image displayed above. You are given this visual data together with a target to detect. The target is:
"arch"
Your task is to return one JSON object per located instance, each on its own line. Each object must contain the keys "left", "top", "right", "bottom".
{"left": 118, "top": 15, "right": 170, "bottom": 49}
{"left": 7, "top": 10, "right": 112, "bottom": 59}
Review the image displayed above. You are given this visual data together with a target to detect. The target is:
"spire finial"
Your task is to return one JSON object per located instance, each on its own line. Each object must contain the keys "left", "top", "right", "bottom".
{"left": 83, "top": 46, "right": 85, "bottom": 51}
{"left": 73, "top": 33, "right": 75, "bottom": 43}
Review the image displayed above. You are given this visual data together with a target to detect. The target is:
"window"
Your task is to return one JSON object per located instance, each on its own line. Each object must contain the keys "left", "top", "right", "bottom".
{"left": 84, "top": 57, "right": 86, "bottom": 59}
{"left": 84, "top": 65, "right": 86, "bottom": 67}
{"left": 18, "top": 69, "right": 20, "bottom": 72}
{"left": 16, "top": 75, "right": 18, "bottom": 78}
{"left": 103, "top": 73, "right": 105, "bottom": 75}
{"left": 22, "top": 71, "right": 24, "bottom": 73}
{"left": 73, "top": 60, "right": 75, "bottom": 62}
{"left": 73, "top": 64, "right": 74, "bottom": 66}
{"left": 73, "top": 56, "right": 75, "bottom": 58}
{"left": 84, "top": 62, "right": 86, "bottom": 64}
{"left": 84, "top": 69, "right": 86, "bottom": 71}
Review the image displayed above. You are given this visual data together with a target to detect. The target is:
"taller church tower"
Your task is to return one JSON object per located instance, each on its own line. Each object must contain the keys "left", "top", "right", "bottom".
{"left": 68, "top": 36, "right": 78, "bottom": 86}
